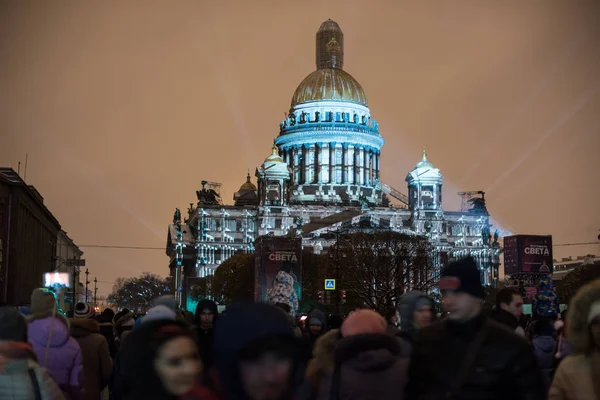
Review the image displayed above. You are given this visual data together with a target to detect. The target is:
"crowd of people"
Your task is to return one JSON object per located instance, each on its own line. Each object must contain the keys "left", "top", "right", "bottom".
{"left": 0, "top": 256, "right": 599, "bottom": 399}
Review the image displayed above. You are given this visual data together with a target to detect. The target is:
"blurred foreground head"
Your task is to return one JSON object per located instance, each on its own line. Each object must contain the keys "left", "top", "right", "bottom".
{"left": 439, "top": 257, "right": 485, "bottom": 322}
{"left": 213, "top": 302, "right": 298, "bottom": 400}
{"left": 119, "top": 319, "right": 201, "bottom": 399}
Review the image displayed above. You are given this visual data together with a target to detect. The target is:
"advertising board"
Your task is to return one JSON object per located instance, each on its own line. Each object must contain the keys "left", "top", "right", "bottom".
{"left": 504, "top": 235, "right": 553, "bottom": 275}
{"left": 254, "top": 237, "right": 302, "bottom": 303}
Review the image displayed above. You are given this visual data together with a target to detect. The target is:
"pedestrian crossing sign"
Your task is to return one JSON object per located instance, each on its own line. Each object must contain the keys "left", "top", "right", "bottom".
{"left": 324, "top": 279, "right": 336, "bottom": 290}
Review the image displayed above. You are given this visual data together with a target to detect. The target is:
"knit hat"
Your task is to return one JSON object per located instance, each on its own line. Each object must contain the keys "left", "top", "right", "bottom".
{"left": 439, "top": 257, "right": 485, "bottom": 300}
{"left": 307, "top": 309, "right": 326, "bottom": 328}
{"left": 74, "top": 302, "right": 95, "bottom": 319}
{"left": 143, "top": 305, "right": 177, "bottom": 324}
{"left": 0, "top": 306, "right": 28, "bottom": 342}
{"left": 341, "top": 309, "right": 387, "bottom": 337}
{"left": 152, "top": 295, "right": 178, "bottom": 313}
{"left": 588, "top": 300, "right": 600, "bottom": 324}
{"left": 30, "top": 288, "right": 57, "bottom": 315}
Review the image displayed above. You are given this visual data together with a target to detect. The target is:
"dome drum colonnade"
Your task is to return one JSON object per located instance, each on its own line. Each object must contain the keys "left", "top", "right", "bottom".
{"left": 273, "top": 19, "right": 384, "bottom": 205}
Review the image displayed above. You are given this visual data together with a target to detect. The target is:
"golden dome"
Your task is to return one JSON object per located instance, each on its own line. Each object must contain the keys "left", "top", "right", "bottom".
{"left": 291, "top": 68, "right": 367, "bottom": 108}
{"left": 239, "top": 172, "right": 256, "bottom": 191}
{"left": 264, "top": 144, "right": 284, "bottom": 163}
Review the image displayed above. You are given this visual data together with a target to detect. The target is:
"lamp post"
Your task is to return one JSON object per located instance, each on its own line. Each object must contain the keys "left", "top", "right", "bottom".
{"left": 93, "top": 277, "right": 98, "bottom": 308}
{"left": 330, "top": 227, "right": 350, "bottom": 314}
{"left": 84, "top": 268, "right": 89, "bottom": 303}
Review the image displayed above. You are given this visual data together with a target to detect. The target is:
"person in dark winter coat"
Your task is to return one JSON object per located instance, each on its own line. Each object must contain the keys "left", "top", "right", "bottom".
{"left": 302, "top": 309, "right": 326, "bottom": 360}
{"left": 0, "top": 306, "right": 65, "bottom": 400}
{"left": 96, "top": 309, "right": 117, "bottom": 358}
{"left": 406, "top": 257, "right": 546, "bottom": 400}
{"left": 317, "top": 309, "right": 408, "bottom": 400}
{"left": 70, "top": 302, "right": 113, "bottom": 400}
{"left": 194, "top": 299, "right": 218, "bottom": 381}
{"left": 119, "top": 319, "right": 202, "bottom": 400}
{"left": 326, "top": 314, "right": 343, "bottom": 331}
{"left": 384, "top": 307, "right": 400, "bottom": 335}
{"left": 112, "top": 309, "right": 135, "bottom": 348}
{"left": 531, "top": 319, "right": 557, "bottom": 390}
{"left": 184, "top": 302, "right": 300, "bottom": 400}
{"left": 489, "top": 288, "right": 526, "bottom": 337}
{"left": 301, "top": 329, "right": 341, "bottom": 397}
{"left": 396, "top": 291, "right": 433, "bottom": 356}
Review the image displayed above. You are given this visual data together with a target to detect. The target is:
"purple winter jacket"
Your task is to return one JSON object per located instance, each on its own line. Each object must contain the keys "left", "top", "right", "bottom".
{"left": 28, "top": 313, "right": 84, "bottom": 400}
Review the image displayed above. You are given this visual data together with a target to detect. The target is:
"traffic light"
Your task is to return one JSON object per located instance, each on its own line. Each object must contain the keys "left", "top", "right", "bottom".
{"left": 318, "top": 291, "right": 324, "bottom": 304}
{"left": 341, "top": 290, "right": 347, "bottom": 304}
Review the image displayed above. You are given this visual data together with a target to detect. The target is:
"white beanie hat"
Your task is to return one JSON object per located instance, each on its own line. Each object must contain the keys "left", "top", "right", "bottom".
{"left": 142, "top": 305, "right": 177, "bottom": 324}
{"left": 588, "top": 300, "right": 600, "bottom": 324}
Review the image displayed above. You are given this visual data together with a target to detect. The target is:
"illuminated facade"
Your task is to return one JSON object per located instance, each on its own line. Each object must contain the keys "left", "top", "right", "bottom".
{"left": 166, "top": 20, "right": 502, "bottom": 305}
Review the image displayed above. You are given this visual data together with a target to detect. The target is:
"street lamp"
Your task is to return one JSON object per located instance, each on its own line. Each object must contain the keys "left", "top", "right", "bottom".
{"left": 328, "top": 227, "right": 350, "bottom": 314}
{"left": 84, "top": 268, "right": 89, "bottom": 303}
{"left": 93, "top": 277, "right": 98, "bottom": 308}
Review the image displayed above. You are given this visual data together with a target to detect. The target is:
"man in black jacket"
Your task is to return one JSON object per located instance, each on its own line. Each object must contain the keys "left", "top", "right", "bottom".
{"left": 489, "top": 287, "right": 526, "bottom": 337}
{"left": 406, "top": 257, "right": 546, "bottom": 400}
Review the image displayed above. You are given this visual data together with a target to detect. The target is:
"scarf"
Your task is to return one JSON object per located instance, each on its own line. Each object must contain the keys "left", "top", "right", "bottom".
{"left": 0, "top": 342, "right": 37, "bottom": 372}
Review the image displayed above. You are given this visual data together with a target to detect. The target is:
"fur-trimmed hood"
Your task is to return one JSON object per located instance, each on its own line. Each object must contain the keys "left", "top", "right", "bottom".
{"left": 335, "top": 333, "right": 401, "bottom": 372}
{"left": 312, "top": 329, "right": 342, "bottom": 373}
{"left": 69, "top": 318, "right": 100, "bottom": 339}
{"left": 567, "top": 279, "right": 600, "bottom": 354}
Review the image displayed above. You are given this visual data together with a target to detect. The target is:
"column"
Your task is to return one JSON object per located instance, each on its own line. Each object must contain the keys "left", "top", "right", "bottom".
{"left": 292, "top": 147, "right": 299, "bottom": 184}
{"left": 354, "top": 147, "right": 360, "bottom": 184}
{"left": 303, "top": 144, "right": 311, "bottom": 184}
{"left": 357, "top": 147, "right": 364, "bottom": 185}
{"left": 322, "top": 144, "right": 330, "bottom": 184}
{"left": 309, "top": 144, "right": 316, "bottom": 183}
{"left": 374, "top": 153, "right": 380, "bottom": 181}
{"left": 329, "top": 143, "right": 336, "bottom": 184}
{"left": 316, "top": 143, "right": 323, "bottom": 183}
{"left": 342, "top": 144, "right": 348, "bottom": 183}
{"left": 363, "top": 148, "right": 369, "bottom": 186}
{"left": 347, "top": 146, "right": 355, "bottom": 184}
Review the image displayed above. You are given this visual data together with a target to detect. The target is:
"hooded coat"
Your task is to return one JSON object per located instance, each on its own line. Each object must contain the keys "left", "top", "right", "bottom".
{"left": 96, "top": 309, "right": 117, "bottom": 358}
{"left": 549, "top": 280, "right": 600, "bottom": 400}
{"left": 531, "top": 320, "right": 557, "bottom": 390}
{"left": 267, "top": 271, "right": 299, "bottom": 317}
{"left": 186, "top": 302, "right": 298, "bottom": 400}
{"left": 317, "top": 333, "right": 408, "bottom": 400}
{"left": 302, "top": 309, "right": 327, "bottom": 362}
{"left": 396, "top": 291, "right": 433, "bottom": 356}
{"left": 195, "top": 299, "right": 219, "bottom": 380}
{"left": 303, "top": 329, "right": 341, "bottom": 393}
{"left": 27, "top": 312, "right": 83, "bottom": 400}
{"left": 69, "top": 318, "right": 113, "bottom": 400}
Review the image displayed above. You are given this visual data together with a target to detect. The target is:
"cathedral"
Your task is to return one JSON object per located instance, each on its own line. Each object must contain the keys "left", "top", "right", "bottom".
{"left": 166, "top": 20, "right": 502, "bottom": 307}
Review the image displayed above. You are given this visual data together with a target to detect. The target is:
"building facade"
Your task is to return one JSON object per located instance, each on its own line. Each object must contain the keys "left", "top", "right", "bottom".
{"left": 56, "top": 230, "right": 84, "bottom": 308}
{"left": 0, "top": 168, "right": 62, "bottom": 305}
{"left": 166, "top": 20, "right": 502, "bottom": 306}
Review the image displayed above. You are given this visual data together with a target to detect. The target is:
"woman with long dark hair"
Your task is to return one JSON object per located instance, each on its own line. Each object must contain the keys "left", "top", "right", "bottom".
{"left": 118, "top": 319, "right": 202, "bottom": 400}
